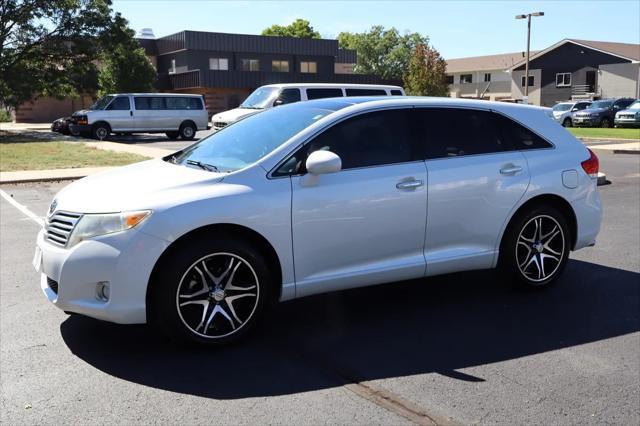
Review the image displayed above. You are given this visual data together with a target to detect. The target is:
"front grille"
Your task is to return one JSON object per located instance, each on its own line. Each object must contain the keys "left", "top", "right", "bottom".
{"left": 214, "top": 122, "right": 227, "bottom": 128}
{"left": 619, "top": 114, "right": 635, "bottom": 119}
{"left": 45, "top": 211, "right": 82, "bottom": 247}
{"left": 47, "top": 276, "right": 59, "bottom": 294}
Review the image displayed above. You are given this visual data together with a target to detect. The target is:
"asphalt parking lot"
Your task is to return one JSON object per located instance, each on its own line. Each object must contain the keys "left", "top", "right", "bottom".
{"left": 1, "top": 152, "right": 638, "bottom": 425}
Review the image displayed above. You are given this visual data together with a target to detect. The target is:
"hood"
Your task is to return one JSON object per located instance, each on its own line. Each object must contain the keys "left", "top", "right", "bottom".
{"left": 73, "top": 109, "right": 91, "bottom": 116}
{"left": 575, "top": 108, "right": 606, "bottom": 115}
{"left": 211, "top": 108, "right": 262, "bottom": 123}
{"left": 53, "top": 159, "right": 226, "bottom": 213}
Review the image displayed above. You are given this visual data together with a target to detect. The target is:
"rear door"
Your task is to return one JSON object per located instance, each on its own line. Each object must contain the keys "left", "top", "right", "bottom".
{"left": 414, "top": 107, "right": 531, "bottom": 276}
{"left": 133, "top": 96, "right": 166, "bottom": 131}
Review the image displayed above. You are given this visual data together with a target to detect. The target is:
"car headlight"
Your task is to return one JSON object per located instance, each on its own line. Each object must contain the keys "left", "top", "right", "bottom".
{"left": 68, "top": 210, "right": 151, "bottom": 247}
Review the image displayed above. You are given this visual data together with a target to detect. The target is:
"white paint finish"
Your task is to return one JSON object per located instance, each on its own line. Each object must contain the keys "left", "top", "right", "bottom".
{"left": 291, "top": 162, "right": 428, "bottom": 298}
{"left": 424, "top": 151, "right": 530, "bottom": 275}
{"left": 32, "top": 97, "right": 602, "bottom": 324}
{"left": 306, "top": 150, "right": 342, "bottom": 175}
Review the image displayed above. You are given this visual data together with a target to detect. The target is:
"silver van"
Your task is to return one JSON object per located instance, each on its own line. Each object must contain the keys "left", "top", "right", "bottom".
{"left": 211, "top": 83, "right": 405, "bottom": 130}
{"left": 69, "top": 93, "right": 210, "bottom": 140}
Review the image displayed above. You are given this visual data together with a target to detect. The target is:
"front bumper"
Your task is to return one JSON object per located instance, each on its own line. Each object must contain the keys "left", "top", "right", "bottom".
{"left": 35, "top": 227, "right": 170, "bottom": 324}
{"left": 614, "top": 117, "right": 640, "bottom": 128}
{"left": 572, "top": 116, "right": 600, "bottom": 127}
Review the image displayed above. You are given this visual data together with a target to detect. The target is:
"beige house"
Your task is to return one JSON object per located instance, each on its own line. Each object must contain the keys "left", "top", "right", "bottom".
{"left": 446, "top": 51, "right": 538, "bottom": 101}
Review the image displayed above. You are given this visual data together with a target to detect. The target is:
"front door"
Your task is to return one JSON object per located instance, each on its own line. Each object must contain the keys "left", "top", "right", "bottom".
{"left": 105, "top": 95, "right": 134, "bottom": 131}
{"left": 287, "top": 108, "right": 428, "bottom": 298}
{"left": 413, "top": 107, "right": 531, "bottom": 276}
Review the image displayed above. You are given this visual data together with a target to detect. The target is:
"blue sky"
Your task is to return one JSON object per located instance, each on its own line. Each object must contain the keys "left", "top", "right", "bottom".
{"left": 112, "top": 0, "right": 640, "bottom": 59}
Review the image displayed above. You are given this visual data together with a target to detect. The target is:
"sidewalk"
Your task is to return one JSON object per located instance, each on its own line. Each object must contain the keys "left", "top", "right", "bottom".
{"left": 0, "top": 167, "right": 113, "bottom": 184}
{"left": 587, "top": 141, "right": 640, "bottom": 154}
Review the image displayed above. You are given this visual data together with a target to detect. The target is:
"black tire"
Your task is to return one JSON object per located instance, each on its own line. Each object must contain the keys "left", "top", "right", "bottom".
{"left": 562, "top": 117, "right": 572, "bottom": 127}
{"left": 499, "top": 205, "right": 571, "bottom": 289}
{"left": 150, "top": 235, "right": 273, "bottom": 346}
{"left": 600, "top": 118, "right": 611, "bottom": 128}
{"left": 91, "top": 122, "right": 110, "bottom": 140}
{"left": 179, "top": 121, "right": 197, "bottom": 140}
{"left": 166, "top": 131, "right": 179, "bottom": 140}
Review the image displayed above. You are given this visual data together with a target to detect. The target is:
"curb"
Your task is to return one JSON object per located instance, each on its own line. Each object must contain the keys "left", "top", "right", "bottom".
{"left": 578, "top": 137, "right": 640, "bottom": 142}
{"left": 0, "top": 175, "right": 87, "bottom": 185}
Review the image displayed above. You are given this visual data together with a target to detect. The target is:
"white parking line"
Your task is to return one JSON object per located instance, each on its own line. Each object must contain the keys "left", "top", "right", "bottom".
{"left": 0, "top": 189, "right": 44, "bottom": 227}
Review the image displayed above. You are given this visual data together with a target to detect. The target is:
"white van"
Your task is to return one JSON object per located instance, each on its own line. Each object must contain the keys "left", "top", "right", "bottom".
{"left": 69, "top": 93, "right": 210, "bottom": 140}
{"left": 211, "top": 83, "right": 405, "bottom": 130}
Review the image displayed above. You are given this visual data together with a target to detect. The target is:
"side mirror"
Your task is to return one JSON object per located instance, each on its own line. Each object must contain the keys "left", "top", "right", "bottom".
{"left": 273, "top": 99, "right": 284, "bottom": 107}
{"left": 306, "top": 150, "right": 342, "bottom": 175}
{"left": 571, "top": 108, "right": 578, "bottom": 112}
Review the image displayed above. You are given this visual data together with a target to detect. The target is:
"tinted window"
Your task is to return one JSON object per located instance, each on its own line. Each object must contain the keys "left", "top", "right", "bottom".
{"left": 278, "top": 109, "right": 415, "bottom": 175}
{"left": 575, "top": 102, "right": 590, "bottom": 110}
{"left": 496, "top": 115, "right": 552, "bottom": 150}
{"left": 188, "top": 97, "right": 203, "bottom": 110}
{"left": 134, "top": 97, "right": 165, "bottom": 110}
{"left": 345, "top": 88, "right": 387, "bottom": 96}
{"left": 391, "top": 90, "right": 404, "bottom": 96}
{"left": 306, "top": 88, "right": 344, "bottom": 100}
{"left": 275, "top": 89, "right": 301, "bottom": 105}
{"left": 166, "top": 97, "right": 202, "bottom": 110}
{"left": 415, "top": 108, "right": 508, "bottom": 159}
{"left": 616, "top": 99, "right": 634, "bottom": 109}
{"left": 108, "top": 96, "right": 130, "bottom": 110}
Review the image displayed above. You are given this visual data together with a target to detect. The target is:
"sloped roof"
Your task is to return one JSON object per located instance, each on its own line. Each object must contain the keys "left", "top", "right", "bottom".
{"left": 446, "top": 51, "right": 538, "bottom": 73}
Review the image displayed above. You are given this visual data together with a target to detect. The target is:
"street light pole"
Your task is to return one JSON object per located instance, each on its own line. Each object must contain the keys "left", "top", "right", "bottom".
{"left": 516, "top": 12, "right": 544, "bottom": 103}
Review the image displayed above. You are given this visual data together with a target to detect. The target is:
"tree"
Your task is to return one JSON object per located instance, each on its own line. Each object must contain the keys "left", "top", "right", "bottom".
{"left": 262, "top": 19, "right": 320, "bottom": 39}
{"left": 0, "top": 0, "right": 153, "bottom": 112}
{"left": 337, "top": 26, "right": 428, "bottom": 80}
{"left": 403, "top": 43, "right": 449, "bottom": 96}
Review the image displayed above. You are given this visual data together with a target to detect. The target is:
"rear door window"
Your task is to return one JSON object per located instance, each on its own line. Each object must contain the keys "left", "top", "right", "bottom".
{"left": 135, "top": 97, "right": 166, "bottom": 110}
{"left": 166, "top": 97, "right": 189, "bottom": 110}
{"left": 414, "top": 108, "right": 509, "bottom": 159}
{"left": 188, "top": 97, "right": 203, "bottom": 110}
{"left": 390, "top": 90, "right": 404, "bottom": 96}
{"left": 306, "top": 88, "right": 344, "bottom": 100}
{"left": 496, "top": 114, "right": 553, "bottom": 150}
{"left": 345, "top": 88, "right": 387, "bottom": 96}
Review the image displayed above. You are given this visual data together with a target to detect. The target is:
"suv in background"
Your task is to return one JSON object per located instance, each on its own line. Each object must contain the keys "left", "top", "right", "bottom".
{"left": 551, "top": 101, "right": 591, "bottom": 127}
{"left": 572, "top": 98, "right": 636, "bottom": 128}
{"left": 614, "top": 99, "right": 640, "bottom": 128}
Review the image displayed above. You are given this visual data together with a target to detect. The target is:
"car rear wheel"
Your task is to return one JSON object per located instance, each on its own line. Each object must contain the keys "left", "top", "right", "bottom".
{"left": 562, "top": 118, "right": 572, "bottom": 127}
{"left": 600, "top": 118, "right": 611, "bottom": 128}
{"left": 91, "top": 123, "right": 110, "bottom": 140}
{"left": 166, "top": 131, "right": 179, "bottom": 140}
{"left": 500, "top": 206, "right": 570, "bottom": 288}
{"left": 151, "top": 236, "right": 272, "bottom": 346}
{"left": 179, "top": 122, "right": 196, "bottom": 140}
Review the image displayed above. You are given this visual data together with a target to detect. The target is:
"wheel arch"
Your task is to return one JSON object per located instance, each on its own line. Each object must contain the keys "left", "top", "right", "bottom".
{"left": 146, "top": 223, "right": 283, "bottom": 323}
{"left": 499, "top": 193, "right": 578, "bottom": 256}
{"left": 179, "top": 119, "right": 197, "bottom": 130}
{"left": 92, "top": 120, "right": 111, "bottom": 131}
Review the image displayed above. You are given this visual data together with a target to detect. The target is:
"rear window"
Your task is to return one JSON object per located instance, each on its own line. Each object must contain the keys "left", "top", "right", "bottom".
{"left": 497, "top": 115, "right": 553, "bottom": 150}
{"left": 165, "top": 97, "right": 203, "bottom": 110}
{"left": 306, "top": 88, "right": 344, "bottom": 100}
{"left": 345, "top": 88, "right": 387, "bottom": 96}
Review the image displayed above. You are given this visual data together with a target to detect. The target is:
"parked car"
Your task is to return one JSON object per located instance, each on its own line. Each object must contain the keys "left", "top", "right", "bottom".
{"left": 551, "top": 101, "right": 591, "bottom": 127}
{"left": 51, "top": 116, "right": 72, "bottom": 135}
{"left": 69, "top": 93, "right": 210, "bottom": 140}
{"left": 34, "top": 97, "right": 601, "bottom": 346}
{"left": 614, "top": 99, "right": 640, "bottom": 128}
{"left": 572, "top": 98, "right": 636, "bottom": 128}
{"left": 210, "top": 83, "right": 405, "bottom": 131}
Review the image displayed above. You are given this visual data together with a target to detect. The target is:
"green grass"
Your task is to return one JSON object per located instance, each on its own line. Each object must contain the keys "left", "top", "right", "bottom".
{"left": 0, "top": 139, "right": 149, "bottom": 172}
{"left": 568, "top": 127, "right": 640, "bottom": 140}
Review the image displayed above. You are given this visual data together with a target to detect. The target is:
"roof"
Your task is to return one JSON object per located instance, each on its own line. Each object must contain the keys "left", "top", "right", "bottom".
{"left": 509, "top": 38, "right": 640, "bottom": 69}
{"left": 261, "top": 83, "right": 402, "bottom": 89}
{"left": 446, "top": 51, "right": 539, "bottom": 73}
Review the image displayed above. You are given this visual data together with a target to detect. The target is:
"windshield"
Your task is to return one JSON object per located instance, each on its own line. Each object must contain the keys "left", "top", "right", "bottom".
{"left": 240, "top": 87, "right": 280, "bottom": 109}
{"left": 171, "top": 105, "right": 333, "bottom": 172}
{"left": 90, "top": 96, "right": 114, "bottom": 110}
{"left": 552, "top": 103, "right": 572, "bottom": 112}
{"left": 588, "top": 100, "right": 613, "bottom": 109}
{"left": 627, "top": 101, "right": 640, "bottom": 110}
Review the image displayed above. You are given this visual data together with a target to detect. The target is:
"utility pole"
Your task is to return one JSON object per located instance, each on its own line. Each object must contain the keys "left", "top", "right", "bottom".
{"left": 516, "top": 12, "right": 544, "bottom": 104}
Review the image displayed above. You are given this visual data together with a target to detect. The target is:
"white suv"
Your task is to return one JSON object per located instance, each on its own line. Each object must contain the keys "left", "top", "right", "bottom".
{"left": 35, "top": 97, "right": 602, "bottom": 346}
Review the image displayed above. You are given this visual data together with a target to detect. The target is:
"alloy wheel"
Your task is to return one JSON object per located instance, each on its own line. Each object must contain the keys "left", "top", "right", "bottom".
{"left": 516, "top": 215, "right": 565, "bottom": 283}
{"left": 182, "top": 126, "right": 194, "bottom": 138}
{"left": 176, "top": 253, "right": 260, "bottom": 339}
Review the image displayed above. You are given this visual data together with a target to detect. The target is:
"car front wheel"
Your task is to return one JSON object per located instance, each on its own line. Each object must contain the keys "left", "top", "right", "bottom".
{"left": 600, "top": 118, "right": 611, "bottom": 128}
{"left": 151, "top": 236, "right": 272, "bottom": 346}
{"left": 562, "top": 118, "right": 572, "bottom": 127}
{"left": 179, "top": 122, "right": 197, "bottom": 140}
{"left": 500, "top": 206, "right": 570, "bottom": 288}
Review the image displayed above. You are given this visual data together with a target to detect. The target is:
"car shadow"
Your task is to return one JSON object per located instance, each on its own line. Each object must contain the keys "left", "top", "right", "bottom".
{"left": 60, "top": 259, "right": 639, "bottom": 400}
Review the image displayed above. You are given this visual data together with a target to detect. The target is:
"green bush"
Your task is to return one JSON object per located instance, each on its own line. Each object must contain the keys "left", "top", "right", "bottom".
{"left": 0, "top": 109, "right": 11, "bottom": 122}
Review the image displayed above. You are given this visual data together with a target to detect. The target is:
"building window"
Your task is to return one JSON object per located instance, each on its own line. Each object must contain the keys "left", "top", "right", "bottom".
{"left": 445, "top": 75, "right": 454, "bottom": 85}
{"left": 521, "top": 75, "right": 535, "bottom": 87}
{"left": 209, "top": 58, "right": 229, "bottom": 71}
{"left": 555, "top": 73, "right": 571, "bottom": 87}
{"left": 169, "top": 59, "right": 176, "bottom": 74}
{"left": 460, "top": 74, "right": 472, "bottom": 84}
{"left": 241, "top": 59, "right": 259, "bottom": 71}
{"left": 300, "top": 61, "right": 317, "bottom": 73}
{"left": 272, "top": 60, "right": 289, "bottom": 72}
{"left": 484, "top": 73, "right": 491, "bottom": 82}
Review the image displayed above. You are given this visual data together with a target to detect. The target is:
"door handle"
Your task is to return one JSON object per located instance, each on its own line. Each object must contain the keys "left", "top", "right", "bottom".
{"left": 396, "top": 179, "right": 424, "bottom": 190}
{"left": 500, "top": 165, "right": 523, "bottom": 175}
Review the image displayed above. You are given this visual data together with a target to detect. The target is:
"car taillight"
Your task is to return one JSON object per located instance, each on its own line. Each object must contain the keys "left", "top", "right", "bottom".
{"left": 581, "top": 148, "right": 599, "bottom": 178}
